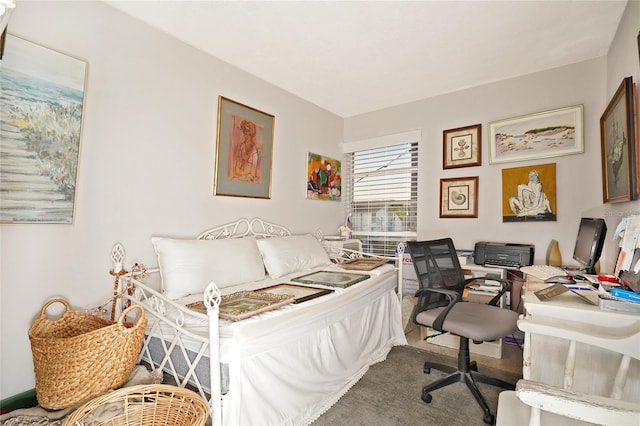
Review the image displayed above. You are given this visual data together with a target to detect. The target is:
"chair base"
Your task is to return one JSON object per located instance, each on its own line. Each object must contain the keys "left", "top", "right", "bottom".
{"left": 421, "top": 338, "right": 515, "bottom": 425}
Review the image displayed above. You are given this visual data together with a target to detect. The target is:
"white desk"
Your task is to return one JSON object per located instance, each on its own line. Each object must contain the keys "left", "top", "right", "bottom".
{"left": 523, "top": 275, "right": 640, "bottom": 402}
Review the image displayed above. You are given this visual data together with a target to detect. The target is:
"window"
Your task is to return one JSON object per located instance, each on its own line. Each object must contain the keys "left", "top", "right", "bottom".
{"left": 344, "top": 140, "right": 418, "bottom": 256}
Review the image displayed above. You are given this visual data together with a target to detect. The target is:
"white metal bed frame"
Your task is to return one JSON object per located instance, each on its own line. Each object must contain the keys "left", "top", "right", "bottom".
{"left": 111, "top": 217, "right": 404, "bottom": 425}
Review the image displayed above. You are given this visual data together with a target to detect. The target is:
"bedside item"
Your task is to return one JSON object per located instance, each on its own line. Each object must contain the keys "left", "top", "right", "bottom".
{"left": 187, "top": 291, "right": 294, "bottom": 321}
{"left": 28, "top": 299, "right": 147, "bottom": 410}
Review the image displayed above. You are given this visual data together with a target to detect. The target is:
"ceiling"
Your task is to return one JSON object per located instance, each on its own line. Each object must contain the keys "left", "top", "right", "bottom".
{"left": 104, "top": 1, "right": 628, "bottom": 118}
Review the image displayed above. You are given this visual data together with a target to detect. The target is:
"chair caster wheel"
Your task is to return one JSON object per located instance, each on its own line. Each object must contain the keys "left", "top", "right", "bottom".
{"left": 421, "top": 389, "right": 432, "bottom": 404}
{"left": 423, "top": 366, "right": 431, "bottom": 374}
{"left": 483, "top": 413, "right": 494, "bottom": 425}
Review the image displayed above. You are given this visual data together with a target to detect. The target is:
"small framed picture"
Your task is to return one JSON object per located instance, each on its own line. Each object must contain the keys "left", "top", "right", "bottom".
{"left": 439, "top": 177, "right": 478, "bottom": 218}
{"left": 443, "top": 124, "right": 481, "bottom": 169}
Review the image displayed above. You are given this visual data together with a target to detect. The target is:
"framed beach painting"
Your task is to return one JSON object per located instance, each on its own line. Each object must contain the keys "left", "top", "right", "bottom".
{"left": 0, "top": 34, "right": 87, "bottom": 224}
{"left": 599, "top": 76, "right": 637, "bottom": 203}
{"left": 443, "top": 123, "right": 481, "bottom": 169}
{"left": 501, "top": 163, "right": 556, "bottom": 222}
{"left": 488, "top": 105, "right": 583, "bottom": 164}
{"left": 214, "top": 96, "right": 274, "bottom": 199}
{"left": 306, "top": 152, "right": 341, "bottom": 201}
{"left": 439, "top": 176, "right": 478, "bottom": 218}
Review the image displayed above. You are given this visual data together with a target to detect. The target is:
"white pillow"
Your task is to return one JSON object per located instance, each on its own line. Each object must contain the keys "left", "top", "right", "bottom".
{"left": 152, "top": 236, "right": 266, "bottom": 299}
{"left": 257, "top": 234, "right": 332, "bottom": 278}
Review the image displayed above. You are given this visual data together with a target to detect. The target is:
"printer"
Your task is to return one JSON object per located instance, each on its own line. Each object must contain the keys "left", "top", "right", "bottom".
{"left": 474, "top": 241, "right": 534, "bottom": 268}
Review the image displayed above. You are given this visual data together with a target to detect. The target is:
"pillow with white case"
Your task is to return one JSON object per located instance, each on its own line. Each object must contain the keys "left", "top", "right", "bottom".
{"left": 152, "top": 236, "right": 266, "bottom": 299}
{"left": 257, "top": 234, "right": 332, "bottom": 278}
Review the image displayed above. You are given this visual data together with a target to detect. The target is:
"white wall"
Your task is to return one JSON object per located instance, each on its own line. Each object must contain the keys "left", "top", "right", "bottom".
{"left": 0, "top": 1, "right": 344, "bottom": 398}
{"left": 345, "top": 1, "right": 640, "bottom": 273}
{"left": 601, "top": 0, "right": 640, "bottom": 270}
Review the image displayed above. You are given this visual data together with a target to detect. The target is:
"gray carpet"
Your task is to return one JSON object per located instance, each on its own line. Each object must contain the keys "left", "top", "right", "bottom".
{"left": 312, "top": 344, "right": 522, "bottom": 426}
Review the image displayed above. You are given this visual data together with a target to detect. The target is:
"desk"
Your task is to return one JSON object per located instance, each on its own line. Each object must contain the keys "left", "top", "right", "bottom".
{"left": 522, "top": 274, "right": 640, "bottom": 402}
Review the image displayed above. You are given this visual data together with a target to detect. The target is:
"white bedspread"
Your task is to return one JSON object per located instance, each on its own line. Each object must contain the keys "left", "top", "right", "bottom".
{"left": 134, "top": 263, "right": 406, "bottom": 425}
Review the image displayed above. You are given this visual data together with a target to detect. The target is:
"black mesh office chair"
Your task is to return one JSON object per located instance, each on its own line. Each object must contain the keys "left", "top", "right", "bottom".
{"left": 407, "top": 238, "right": 521, "bottom": 425}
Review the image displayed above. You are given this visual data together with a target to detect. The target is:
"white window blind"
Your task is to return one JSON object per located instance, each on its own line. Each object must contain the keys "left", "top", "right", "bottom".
{"left": 344, "top": 141, "right": 418, "bottom": 256}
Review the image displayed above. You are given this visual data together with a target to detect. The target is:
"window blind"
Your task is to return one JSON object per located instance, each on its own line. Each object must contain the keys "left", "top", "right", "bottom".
{"left": 344, "top": 142, "right": 418, "bottom": 256}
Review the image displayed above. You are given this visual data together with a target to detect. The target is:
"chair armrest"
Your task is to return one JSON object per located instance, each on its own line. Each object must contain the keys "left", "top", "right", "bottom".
{"left": 465, "top": 276, "right": 511, "bottom": 306}
{"left": 414, "top": 287, "right": 461, "bottom": 332}
{"left": 516, "top": 379, "right": 640, "bottom": 426}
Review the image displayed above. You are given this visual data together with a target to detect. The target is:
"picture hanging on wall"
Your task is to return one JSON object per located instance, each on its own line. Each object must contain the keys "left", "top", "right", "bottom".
{"left": 443, "top": 123, "right": 481, "bottom": 169}
{"left": 439, "top": 176, "right": 478, "bottom": 218}
{"left": 599, "top": 76, "right": 638, "bottom": 203}
{"left": 214, "top": 96, "right": 274, "bottom": 199}
{"left": 501, "top": 163, "right": 556, "bottom": 222}
{"left": 0, "top": 34, "right": 87, "bottom": 224}
{"left": 306, "top": 152, "right": 341, "bottom": 201}
{"left": 488, "top": 105, "right": 583, "bottom": 164}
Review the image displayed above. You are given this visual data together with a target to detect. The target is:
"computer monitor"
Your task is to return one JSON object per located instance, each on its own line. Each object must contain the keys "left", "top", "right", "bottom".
{"left": 572, "top": 217, "right": 607, "bottom": 274}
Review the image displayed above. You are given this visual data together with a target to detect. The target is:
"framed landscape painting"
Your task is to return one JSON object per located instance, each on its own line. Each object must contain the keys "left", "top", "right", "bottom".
{"left": 488, "top": 105, "right": 583, "bottom": 164}
{"left": 214, "top": 96, "right": 274, "bottom": 199}
{"left": 0, "top": 35, "right": 87, "bottom": 223}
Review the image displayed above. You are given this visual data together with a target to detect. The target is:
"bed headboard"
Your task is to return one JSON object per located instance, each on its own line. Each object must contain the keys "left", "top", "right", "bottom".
{"left": 197, "top": 217, "right": 292, "bottom": 240}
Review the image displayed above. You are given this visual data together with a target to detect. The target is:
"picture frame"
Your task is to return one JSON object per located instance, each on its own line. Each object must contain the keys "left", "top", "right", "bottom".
{"left": 187, "top": 291, "right": 293, "bottom": 321}
{"left": 306, "top": 152, "right": 341, "bottom": 201}
{"left": 443, "top": 123, "right": 481, "bottom": 169}
{"left": 256, "top": 283, "right": 334, "bottom": 304}
{"left": 501, "top": 163, "right": 556, "bottom": 222}
{"left": 339, "top": 258, "right": 388, "bottom": 271}
{"left": 488, "top": 105, "right": 584, "bottom": 164}
{"left": 292, "top": 270, "right": 370, "bottom": 289}
{"left": 214, "top": 96, "right": 274, "bottom": 199}
{"left": 599, "top": 77, "right": 637, "bottom": 203}
{"left": 439, "top": 176, "right": 478, "bottom": 218}
{"left": 0, "top": 34, "right": 88, "bottom": 224}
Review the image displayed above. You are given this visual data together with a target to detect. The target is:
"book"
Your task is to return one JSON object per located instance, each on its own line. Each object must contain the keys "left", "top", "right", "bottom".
{"left": 610, "top": 287, "right": 640, "bottom": 304}
{"left": 534, "top": 283, "right": 597, "bottom": 305}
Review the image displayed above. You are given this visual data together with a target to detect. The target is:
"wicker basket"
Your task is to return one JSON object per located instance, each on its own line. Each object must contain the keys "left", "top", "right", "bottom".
{"left": 29, "top": 298, "right": 147, "bottom": 410}
{"left": 62, "top": 384, "right": 209, "bottom": 426}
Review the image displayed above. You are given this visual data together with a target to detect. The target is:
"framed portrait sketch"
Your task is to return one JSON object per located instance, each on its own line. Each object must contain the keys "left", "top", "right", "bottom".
{"left": 214, "top": 96, "right": 274, "bottom": 198}
{"left": 501, "top": 163, "right": 556, "bottom": 222}
{"left": 443, "top": 123, "right": 481, "bottom": 169}
{"left": 0, "top": 35, "right": 87, "bottom": 224}
{"left": 439, "top": 176, "right": 478, "bottom": 218}
{"left": 600, "top": 76, "right": 638, "bottom": 203}
{"left": 306, "top": 152, "right": 341, "bottom": 201}
{"left": 488, "top": 105, "right": 583, "bottom": 164}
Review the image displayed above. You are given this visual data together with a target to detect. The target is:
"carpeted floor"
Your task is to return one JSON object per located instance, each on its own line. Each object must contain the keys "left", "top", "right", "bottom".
{"left": 311, "top": 344, "right": 522, "bottom": 426}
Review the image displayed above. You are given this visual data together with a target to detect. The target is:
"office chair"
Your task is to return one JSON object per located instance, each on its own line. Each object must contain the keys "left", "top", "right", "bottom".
{"left": 407, "top": 238, "right": 521, "bottom": 425}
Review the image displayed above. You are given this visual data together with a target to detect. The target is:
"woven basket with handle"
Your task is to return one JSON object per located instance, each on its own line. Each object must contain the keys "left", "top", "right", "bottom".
{"left": 62, "top": 384, "right": 209, "bottom": 426}
{"left": 29, "top": 298, "right": 147, "bottom": 410}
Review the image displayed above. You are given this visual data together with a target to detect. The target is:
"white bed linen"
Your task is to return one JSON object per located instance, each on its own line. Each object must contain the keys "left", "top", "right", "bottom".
{"left": 133, "top": 263, "right": 406, "bottom": 425}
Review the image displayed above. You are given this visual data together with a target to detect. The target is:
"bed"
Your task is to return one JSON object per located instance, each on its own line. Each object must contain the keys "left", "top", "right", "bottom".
{"left": 113, "top": 217, "right": 407, "bottom": 426}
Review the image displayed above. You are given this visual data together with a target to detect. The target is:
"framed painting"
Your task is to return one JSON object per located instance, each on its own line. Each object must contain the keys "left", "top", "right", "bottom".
{"left": 439, "top": 176, "right": 478, "bottom": 218}
{"left": 186, "top": 291, "right": 293, "bottom": 321}
{"left": 501, "top": 163, "right": 556, "bottom": 222}
{"left": 600, "top": 77, "right": 638, "bottom": 203}
{"left": 214, "top": 96, "right": 274, "bottom": 198}
{"left": 306, "top": 152, "right": 341, "bottom": 201}
{"left": 256, "top": 283, "right": 334, "bottom": 304}
{"left": 0, "top": 34, "right": 87, "bottom": 224}
{"left": 488, "top": 105, "right": 583, "bottom": 164}
{"left": 443, "top": 123, "right": 481, "bottom": 169}
{"left": 291, "top": 270, "right": 370, "bottom": 289}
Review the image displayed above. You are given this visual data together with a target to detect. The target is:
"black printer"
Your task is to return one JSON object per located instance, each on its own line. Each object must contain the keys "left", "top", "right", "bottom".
{"left": 474, "top": 241, "right": 534, "bottom": 268}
